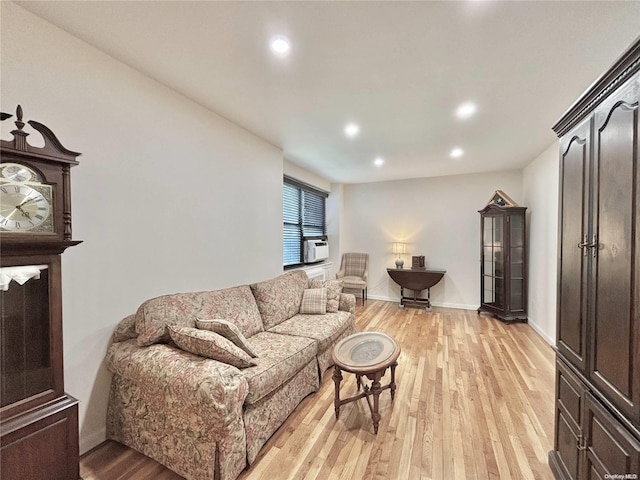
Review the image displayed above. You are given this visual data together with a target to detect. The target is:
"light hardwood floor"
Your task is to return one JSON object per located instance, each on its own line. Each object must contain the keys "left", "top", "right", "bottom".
{"left": 80, "top": 300, "right": 556, "bottom": 480}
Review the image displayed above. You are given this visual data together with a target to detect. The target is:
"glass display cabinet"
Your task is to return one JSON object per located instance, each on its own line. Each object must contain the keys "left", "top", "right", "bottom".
{"left": 478, "top": 190, "right": 527, "bottom": 323}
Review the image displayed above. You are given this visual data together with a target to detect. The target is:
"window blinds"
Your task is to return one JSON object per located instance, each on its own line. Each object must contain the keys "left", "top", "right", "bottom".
{"left": 283, "top": 176, "right": 328, "bottom": 267}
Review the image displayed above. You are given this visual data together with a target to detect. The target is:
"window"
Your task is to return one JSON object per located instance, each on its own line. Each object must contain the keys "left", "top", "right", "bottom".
{"left": 283, "top": 176, "right": 328, "bottom": 267}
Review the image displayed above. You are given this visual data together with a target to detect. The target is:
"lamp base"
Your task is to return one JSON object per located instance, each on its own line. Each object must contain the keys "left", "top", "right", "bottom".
{"left": 395, "top": 258, "right": 404, "bottom": 269}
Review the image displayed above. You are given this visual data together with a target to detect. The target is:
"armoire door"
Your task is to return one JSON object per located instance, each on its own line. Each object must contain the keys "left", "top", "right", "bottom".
{"left": 583, "top": 393, "right": 640, "bottom": 478}
{"left": 557, "top": 118, "right": 592, "bottom": 373}
{"left": 590, "top": 77, "right": 640, "bottom": 425}
{"left": 553, "top": 358, "right": 587, "bottom": 480}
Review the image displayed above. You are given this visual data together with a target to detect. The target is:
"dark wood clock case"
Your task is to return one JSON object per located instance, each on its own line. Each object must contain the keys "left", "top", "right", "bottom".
{"left": 0, "top": 106, "right": 81, "bottom": 479}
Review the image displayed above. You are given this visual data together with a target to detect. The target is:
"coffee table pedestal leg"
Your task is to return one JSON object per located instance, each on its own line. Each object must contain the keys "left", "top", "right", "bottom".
{"left": 333, "top": 366, "right": 343, "bottom": 419}
{"left": 390, "top": 361, "right": 398, "bottom": 401}
{"left": 371, "top": 378, "right": 382, "bottom": 434}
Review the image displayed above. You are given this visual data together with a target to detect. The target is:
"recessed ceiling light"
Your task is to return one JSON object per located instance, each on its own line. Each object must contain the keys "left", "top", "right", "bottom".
{"left": 374, "top": 157, "right": 384, "bottom": 167}
{"left": 455, "top": 102, "right": 477, "bottom": 119}
{"left": 270, "top": 35, "right": 291, "bottom": 57}
{"left": 450, "top": 147, "right": 464, "bottom": 158}
{"left": 344, "top": 123, "right": 360, "bottom": 138}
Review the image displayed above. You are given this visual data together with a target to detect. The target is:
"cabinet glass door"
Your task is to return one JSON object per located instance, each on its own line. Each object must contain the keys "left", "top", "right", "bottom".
{"left": 509, "top": 214, "right": 525, "bottom": 311}
{"left": 0, "top": 267, "right": 52, "bottom": 407}
{"left": 483, "top": 215, "right": 504, "bottom": 309}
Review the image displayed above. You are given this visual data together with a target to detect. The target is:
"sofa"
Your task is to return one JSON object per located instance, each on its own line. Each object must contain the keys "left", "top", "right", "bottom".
{"left": 105, "top": 270, "right": 357, "bottom": 480}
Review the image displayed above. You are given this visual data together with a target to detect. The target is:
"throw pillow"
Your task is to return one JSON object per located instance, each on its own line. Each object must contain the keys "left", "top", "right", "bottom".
{"left": 309, "top": 279, "right": 343, "bottom": 313}
{"left": 300, "top": 288, "right": 327, "bottom": 315}
{"left": 196, "top": 318, "right": 258, "bottom": 358}
{"left": 167, "top": 325, "right": 256, "bottom": 369}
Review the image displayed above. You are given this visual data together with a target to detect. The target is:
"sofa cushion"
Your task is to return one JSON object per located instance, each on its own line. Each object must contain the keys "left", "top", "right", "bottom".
{"left": 309, "top": 279, "right": 343, "bottom": 313}
{"left": 197, "top": 286, "right": 264, "bottom": 339}
{"left": 168, "top": 326, "right": 257, "bottom": 369}
{"left": 340, "top": 276, "right": 366, "bottom": 290}
{"left": 135, "top": 285, "right": 264, "bottom": 347}
{"left": 241, "top": 332, "right": 317, "bottom": 405}
{"left": 196, "top": 318, "right": 258, "bottom": 357}
{"left": 267, "top": 310, "right": 353, "bottom": 354}
{"left": 300, "top": 288, "right": 327, "bottom": 315}
{"left": 250, "top": 271, "right": 309, "bottom": 330}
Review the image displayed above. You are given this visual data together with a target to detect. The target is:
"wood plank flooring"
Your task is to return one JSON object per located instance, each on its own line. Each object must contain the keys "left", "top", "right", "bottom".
{"left": 80, "top": 301, "right": 556, "bottom": 480}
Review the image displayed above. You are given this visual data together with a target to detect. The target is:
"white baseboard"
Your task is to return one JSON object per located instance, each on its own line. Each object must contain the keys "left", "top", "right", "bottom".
{"left": 80, "top": 427, "right": 106, "bottom": 455}
{"left": 366, "top": 294, "right": 477, "bottom": 311}
{"left": 526, "top": 319, "right": 556, "bottom": 346}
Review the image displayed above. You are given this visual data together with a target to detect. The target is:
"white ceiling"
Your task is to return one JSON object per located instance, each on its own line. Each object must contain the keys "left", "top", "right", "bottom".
{"left": 16, "top": 1, "right": 640, "bottom": 184}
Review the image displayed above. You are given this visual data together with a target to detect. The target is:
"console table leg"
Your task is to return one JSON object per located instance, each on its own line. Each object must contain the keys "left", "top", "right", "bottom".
{"left": 333, "top": 366, "right": 342, "bottom": 419}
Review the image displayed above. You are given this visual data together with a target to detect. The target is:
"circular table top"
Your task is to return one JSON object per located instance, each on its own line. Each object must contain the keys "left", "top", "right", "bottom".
{"left": 332, "top": 332, "right": 401, "bottom": 374}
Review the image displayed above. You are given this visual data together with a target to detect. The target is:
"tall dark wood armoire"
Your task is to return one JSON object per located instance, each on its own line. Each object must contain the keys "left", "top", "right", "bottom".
{"left": 0, "top": 107, "right": 81, "bottom": 479}
{"left": 549, "top": 38, "right": 640, "bottom": 479}
{"left": 478, "top": 190, "right": 528, "bottom": 324}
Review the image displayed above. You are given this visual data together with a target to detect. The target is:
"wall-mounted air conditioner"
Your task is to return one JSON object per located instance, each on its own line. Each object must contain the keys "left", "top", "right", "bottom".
{"left": 304, "top": 239, "right": 329, "bottom": 263}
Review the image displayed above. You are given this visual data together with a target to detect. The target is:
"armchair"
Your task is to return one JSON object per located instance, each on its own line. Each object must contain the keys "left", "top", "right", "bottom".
{"left": 336, "top": 252, "right": 369, "bottom": 305}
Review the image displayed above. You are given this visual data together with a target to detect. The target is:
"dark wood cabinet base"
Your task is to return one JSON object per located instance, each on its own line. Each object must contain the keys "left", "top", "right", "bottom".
{"left": 549, "top": 450, "right": 572, "bottom": 480}
{"left": 1, "top": 394, "right": 80, "bottom": 480}
{"left": 477, "top": 306, "right": 527, "bottom": 324}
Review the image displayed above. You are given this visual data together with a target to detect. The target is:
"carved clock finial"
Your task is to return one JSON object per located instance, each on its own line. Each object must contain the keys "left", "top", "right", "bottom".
{"left": 11, "top": 105, "right": 28, "bottom": 150}
{"left": 14, "top": 105, "right": 25, "bottom": 130}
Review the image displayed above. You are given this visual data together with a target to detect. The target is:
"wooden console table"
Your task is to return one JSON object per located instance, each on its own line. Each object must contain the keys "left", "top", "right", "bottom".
{"left": 386, "top": 268, "right": 446, "bottom": 310}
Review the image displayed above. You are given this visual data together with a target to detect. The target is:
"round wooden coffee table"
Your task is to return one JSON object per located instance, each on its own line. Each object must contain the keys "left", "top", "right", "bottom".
{"left": 331, "top": 332, "right": 401, "bottom": 434}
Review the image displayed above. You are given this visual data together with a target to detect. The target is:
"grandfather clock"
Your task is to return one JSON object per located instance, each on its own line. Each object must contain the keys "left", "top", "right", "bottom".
{"left": 0, "top": 106, "right": 81, "bottom": 479}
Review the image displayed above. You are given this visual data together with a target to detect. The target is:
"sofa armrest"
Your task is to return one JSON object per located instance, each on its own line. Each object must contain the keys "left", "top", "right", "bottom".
{"left": 336, "top": 268, "right": 346, "bottom": 279}
{"left": 106, "top": 340, "right": 249, "bottom": 426}
{"left": 338, "top": 293, "right": 356, "bottom": 314}
{"left": 112, "top": 314, "right": 138, "bottom": 343}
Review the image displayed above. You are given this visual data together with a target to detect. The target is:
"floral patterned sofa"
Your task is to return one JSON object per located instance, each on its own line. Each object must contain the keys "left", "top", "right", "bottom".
{"left": 105, "top": 270, "right": 356, "bottom": 480}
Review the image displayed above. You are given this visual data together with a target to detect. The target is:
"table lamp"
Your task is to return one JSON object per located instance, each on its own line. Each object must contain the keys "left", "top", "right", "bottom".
{"left": 392, "top": 242, "right": 406, "bottom": 268}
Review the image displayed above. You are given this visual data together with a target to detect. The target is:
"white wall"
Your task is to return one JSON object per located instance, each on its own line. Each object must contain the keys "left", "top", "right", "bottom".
{"left": 341, "top": 171, "right": 523, "bottom": 309}
{"left": 522, "top": 142, "right": 559, "bottom": 345}
{"left": 283, "top": 159, "right": 331, "bottom": 193}
{"left": 1, "top": 3, "right": 284, "bottom": 453}
{"left": 326, "top": 183, "right": 345, "bottom": 277}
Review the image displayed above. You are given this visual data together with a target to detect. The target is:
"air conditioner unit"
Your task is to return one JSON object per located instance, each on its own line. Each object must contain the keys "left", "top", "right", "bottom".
{"left": 304, "top": 239, "right": 329, "bottom": 263}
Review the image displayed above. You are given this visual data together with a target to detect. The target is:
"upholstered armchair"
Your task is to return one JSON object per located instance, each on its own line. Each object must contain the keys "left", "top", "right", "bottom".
{"left": 336, "top": 252, "right": 369, "bottom": 305}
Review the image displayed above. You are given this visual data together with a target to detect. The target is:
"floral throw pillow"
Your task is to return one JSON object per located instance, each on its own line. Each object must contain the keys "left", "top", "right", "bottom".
{"left": 300, "top": 288, "right": 327, "bottom": 315}
{"left": 196, "top": 318, "right": 258, "bottom": 358}
{"left": 167, "top": 325, "right": 256, "bottom": 369}
{"left": 309, "top": 279, "right": 343, "bottom": 313}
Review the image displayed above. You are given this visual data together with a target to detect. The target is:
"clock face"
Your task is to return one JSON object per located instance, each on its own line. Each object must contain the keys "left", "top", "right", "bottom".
{"left": 0, "top": 183, "right": 53, "bottom": 232}
{"left": 0, "top": 163, "right": 40, "bottom": 183}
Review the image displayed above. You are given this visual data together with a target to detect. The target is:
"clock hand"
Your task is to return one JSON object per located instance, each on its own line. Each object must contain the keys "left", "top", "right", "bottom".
{"left": 16, "top": 197, "right": 36, "bottom": 209}
{"left": 15, "top": 204, "right": 32, "bottom": 219}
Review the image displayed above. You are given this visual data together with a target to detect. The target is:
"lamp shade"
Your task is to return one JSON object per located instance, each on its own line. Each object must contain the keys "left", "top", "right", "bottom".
{"left": 392, "top": 242, "right": 406, "bottom": 254}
